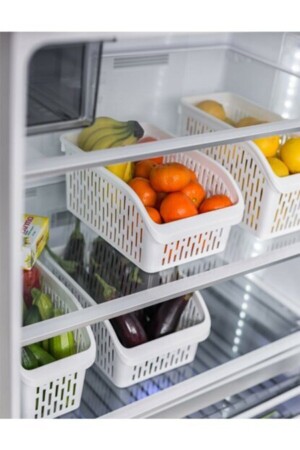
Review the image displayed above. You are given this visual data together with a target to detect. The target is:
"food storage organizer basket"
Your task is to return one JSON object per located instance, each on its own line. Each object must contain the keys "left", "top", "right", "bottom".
{"left": 21, "top": 261, "right": 96, "bottom": 419}
{"left": 61, "top": 123, "right": 244, "bottom": 273}
{"left": 178, "top": 92, "right": 300, "bottom": 240}
{"left": 43, "top": 250, "right": 211, "bottom": 388}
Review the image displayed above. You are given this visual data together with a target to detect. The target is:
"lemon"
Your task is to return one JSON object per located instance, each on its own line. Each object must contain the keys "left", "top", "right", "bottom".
{"left": 267, "top": 157, "right": 289, "bottom": 177}
{"left": 280, "top": 138, "right": 300, "bottom": 173}
{"left": 195, "top": 100, "right": 226, "bottom": 121}
{"left": 223, "top": 117, "right": 236, "bottom": 127}
{"left": 253, "top": 136, "right": 281, "bottom": 157}
{"left": 236, "top": 116, "right": 264, "bottom": 127}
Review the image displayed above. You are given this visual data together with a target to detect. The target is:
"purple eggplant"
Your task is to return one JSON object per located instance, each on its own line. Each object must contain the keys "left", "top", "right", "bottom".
{"left": 144, "top": 304, "right": 160, "bottom": 323}
{"left": 64, "top": 218, "right": 85, "bottom": 266}
{"left": 111, "top": 313, "right": 148, "bottom": 348}
{"left": 147, "top": 293, "right": 193, "bottom": 340}
{"left": 95, "top": 274, "right": 148, "bottom": 348}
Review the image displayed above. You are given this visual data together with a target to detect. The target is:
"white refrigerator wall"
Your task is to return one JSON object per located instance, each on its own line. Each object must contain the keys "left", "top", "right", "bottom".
{"left": 19, "top": 32, "right": 300, "bottom": 419}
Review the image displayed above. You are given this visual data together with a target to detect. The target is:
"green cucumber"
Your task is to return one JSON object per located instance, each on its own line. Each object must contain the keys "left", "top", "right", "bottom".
{"left": 22, "top": 347, "right": 39, "bottom": 370}
{"left": 28, "top": 343, "right": 56, "bottom": 366}
{"left": 41, "top": 339, "right": 50, "bottom": 352}
{"left": 24, "top": 305, "right": 42, "bottom": 326}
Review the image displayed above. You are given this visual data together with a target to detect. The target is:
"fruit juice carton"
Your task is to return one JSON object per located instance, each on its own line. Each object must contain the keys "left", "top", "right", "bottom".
{"left": 22, "top": 214, "right": 49, "bottom": 270}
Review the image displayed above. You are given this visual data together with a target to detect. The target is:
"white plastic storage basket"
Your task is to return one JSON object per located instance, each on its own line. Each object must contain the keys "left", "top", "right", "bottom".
{"left": 21, "top": 261, "right": 96, "bottom": 419}
{"left": 61, "top": 123, "right": 244, "bottom": 273}
{"left": 43, "top": 250, "right": 211, "bottom": 388}
{"left": 178, "top": 92, "right": 300, "bottom": 240}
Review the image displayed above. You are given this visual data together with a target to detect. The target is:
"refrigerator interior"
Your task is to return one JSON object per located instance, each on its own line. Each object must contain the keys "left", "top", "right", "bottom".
{"left": 54, "top": 267, "right": 300, "bottom": 418}
{"left": 26, "top": 33, "right": 300, "bottom": 168}
{"left": 19, "top": 32, "right": 300, "bottom": 419}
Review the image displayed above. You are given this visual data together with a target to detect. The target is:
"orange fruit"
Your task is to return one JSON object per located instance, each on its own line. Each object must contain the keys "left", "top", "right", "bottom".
{"left": 145, "top": 206, "right": 162, "bottom": 224}
{"left": 198, "top": 194, "right": 233, "bottom": 214}
{"left": 181, "top": 181, "right": 206, "bottom": 208}
{"left": 139, "top": 136, "right": 158, "bottom": 143}
{"left": 128, "top": 177, "right": 157, "bottom": 207}
{"left": 149, "top": 156, "right": 164, "bottom": 164}
{"left": 149, "top": 162, "right": 192, "bottom": 193}
{"left": 134, "top": 160, "right": 156, "bottom": 179}
{"left": 160, "top": 192, "right": 198, "bottom": 223}
{"left": 188, "top": 169, "right": 198, "bottom": 182}
{"left": 138, "top": 137, "right": 163, "bottom": 164}
{"left": 155, "top": 192, "right": 168, "bottom": 210}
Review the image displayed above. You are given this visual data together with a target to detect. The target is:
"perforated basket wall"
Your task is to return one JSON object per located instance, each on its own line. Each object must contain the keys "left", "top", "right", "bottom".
{"left": 61, "top": 124, "right": 243, "bottom": 273}
{"left": 21, "top": 261, "right": 96, "bottom": 419}
{"left": 178, "top": 92, "right": 300, "bottom": 240}
{"left": 43, "top": 250, "right": 211, "bottom": 388}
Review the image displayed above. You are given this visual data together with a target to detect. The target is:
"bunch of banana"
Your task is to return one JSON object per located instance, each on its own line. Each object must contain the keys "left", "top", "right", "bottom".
{"left": 77, "top": 117, "right": 144, "bottom": 182}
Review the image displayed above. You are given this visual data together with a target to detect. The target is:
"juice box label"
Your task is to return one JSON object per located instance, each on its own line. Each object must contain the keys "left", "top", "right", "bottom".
{"left": 22, "top": 214, "right": 49, "bottom": 270}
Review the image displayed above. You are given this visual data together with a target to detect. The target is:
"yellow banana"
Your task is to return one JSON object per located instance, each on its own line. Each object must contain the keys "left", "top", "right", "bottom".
{"left": 83, "top": 126, "right": 131, "bottom": 152}
{"left": 112, "top": 134, "right": 138, "bottom": 147}
{"left": 105, "top": 135, "right": 138, "bottom": 182}
{"left": 91, "top": 129, "right": 131, "bottom": 151}
{"left": 106, "top": 162, "right": 134, "bottom": 182}
{"left": 78, "top": 116, "right": 130, "bottom": 150}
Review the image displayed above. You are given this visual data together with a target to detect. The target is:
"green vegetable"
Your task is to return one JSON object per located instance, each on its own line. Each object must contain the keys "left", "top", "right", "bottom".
{"left": 94, "top": 274, "right": 118, "bottom": 300}
{"left": 41, "top": 339, "right": 50, "bottom": 352}
{"left": 22, "top": 347, "right": 39, "bottom": 370}
{"left": 24, "top": 305, "right": 42, "bottom": 326}
{"left": 27, "top": 343, "right": 56, "bottom": 366}
{"left": 23, "top": 303, "right": 49, "bottom": 350}
{"left": 48, "top": 309, "right": 76, "bottom": 360}
{"left": 31, "top": 288, "right": 54, "bottom": 320}
{"left": 45, "top": 245, "right": 79, "bottom": 277}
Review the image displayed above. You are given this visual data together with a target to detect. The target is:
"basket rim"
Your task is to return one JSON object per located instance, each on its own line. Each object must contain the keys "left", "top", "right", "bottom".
{"left": 179, "top": 91, "right": 300, "bottom": 194}
{"left": 61, "top": 125, "right": 244, "bottom": 244}
{"left": 21, "top": 261, "right": 96, "bottom": 386}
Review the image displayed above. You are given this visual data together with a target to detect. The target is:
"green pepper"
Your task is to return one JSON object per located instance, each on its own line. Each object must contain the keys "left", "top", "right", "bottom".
{"left": 48, "top": 309, "right": 76, "bottom": 360}
{"left": 31, "top": 288, "right": 54, "bottom": 320}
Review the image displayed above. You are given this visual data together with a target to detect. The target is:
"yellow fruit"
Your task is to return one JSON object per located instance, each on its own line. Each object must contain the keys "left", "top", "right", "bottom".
{"left": 253, "top": 136, "right": 281, "bottom": 157}
{"left": 106, "top": 162, "right": 134, "bottom": 182}
{"left": 195, "top": 100, "right": 226, "bottom": 121}
{"left": 280, "top": 138, "right": 300, "bottom": 174}
{"left": 223, "top": 117, "right": 236, "bottom": 127}
{"left": 267, "top": 157, "right": 289, "bottom": 177}
{"left": 236, "top": 116, "right": 264, "bottom": 127}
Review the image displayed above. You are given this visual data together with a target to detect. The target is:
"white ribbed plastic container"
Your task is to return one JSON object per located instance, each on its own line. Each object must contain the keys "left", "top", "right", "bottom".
{"left": 61, "top": 123, "right": 244, "bottom": 273}
{"left": 43, "top": 250, "right": 211, "bottom": 388}
{"left": 178, "top": 92, "right": 300, "bottom": 240}
{"left": 21, "top": 261, "right": 96, "bottom": 419}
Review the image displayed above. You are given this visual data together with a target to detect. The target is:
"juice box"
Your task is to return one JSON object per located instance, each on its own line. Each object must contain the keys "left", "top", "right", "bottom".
{"left": 22, "top": 214, "right": 49, "bottom": 270}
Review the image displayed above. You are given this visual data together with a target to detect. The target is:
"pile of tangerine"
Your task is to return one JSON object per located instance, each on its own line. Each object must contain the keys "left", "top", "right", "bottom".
{"left": 128, "top": 151, "right": 233, "bottom": 225}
